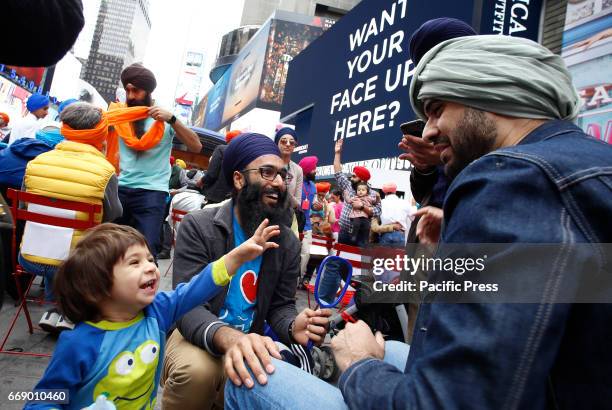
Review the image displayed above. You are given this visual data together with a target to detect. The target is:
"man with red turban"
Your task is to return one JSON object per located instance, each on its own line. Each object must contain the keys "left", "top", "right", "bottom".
{"left": 333, "top": 139, "right": 381, "bottom": 246}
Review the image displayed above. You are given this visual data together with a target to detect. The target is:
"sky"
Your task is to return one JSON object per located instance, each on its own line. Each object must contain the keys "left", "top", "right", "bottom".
{"left": 143, "top": 0, "right": 245, "bottom": 108}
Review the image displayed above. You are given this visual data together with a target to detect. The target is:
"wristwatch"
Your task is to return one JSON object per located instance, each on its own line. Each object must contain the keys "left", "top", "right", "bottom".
{"left": 167, "top": 115, "right": 177, "bottom": 125}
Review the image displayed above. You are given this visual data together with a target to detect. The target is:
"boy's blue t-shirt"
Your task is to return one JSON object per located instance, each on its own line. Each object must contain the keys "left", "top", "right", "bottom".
{"left": 26, "top": 260, "right": 227, "bottom": 410}
{"left": 218, "top": 209, "right": 262, "bottom": 332}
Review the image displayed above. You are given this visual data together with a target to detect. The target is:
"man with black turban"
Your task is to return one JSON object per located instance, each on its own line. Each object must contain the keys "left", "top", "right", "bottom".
{"left": 113, "top": 63, "right": 202, "bottom": 258}
{"left": 225, "top": 33, "right": 612, "bottom": 410}
{"left": 161, "top": 133, "right": 331, "bottom": 410}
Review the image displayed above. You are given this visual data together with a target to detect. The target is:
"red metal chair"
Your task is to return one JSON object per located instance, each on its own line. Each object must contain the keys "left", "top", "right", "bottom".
{"left": 163, "top": 208, "right": 188, "bottom": 277}
{"left": 0, "top": 189, "right": 101, "bottom": 357}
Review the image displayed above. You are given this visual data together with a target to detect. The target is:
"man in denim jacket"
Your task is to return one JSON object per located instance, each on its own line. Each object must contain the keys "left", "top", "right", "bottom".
{"left": 225, "top": 35, "right": 612, "bottom": 409}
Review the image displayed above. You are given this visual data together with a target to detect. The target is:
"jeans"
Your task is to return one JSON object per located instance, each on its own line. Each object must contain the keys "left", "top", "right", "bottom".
{"left": 379, "top": 231, "right": 405, "bottom": 246}
{"left": 17, "top": 254, "right": 57, "bottom": 302}
{"left": 115, "top": 187, "right": 167, "bottom": 257}
{"left": 317, "top": 257, "right": 342, "bottom": 305}
{"left": 225, "top": 341, "right": 410, "bottom": 410}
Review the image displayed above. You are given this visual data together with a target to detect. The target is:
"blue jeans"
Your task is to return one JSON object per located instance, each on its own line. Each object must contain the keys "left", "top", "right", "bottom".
{"left": 317, "top": 258, "right": 342, "bottom": 305}
{"left": 115, "top": 187, "right": 167, "bottom": 257}
{"left": 224, "top": 341, "right": 410, "bottom": 410}
{"left": 17, "top": 254, "right": 57, "bottom": 302}
{"left": 379, "top": 231, "right": 405, "bottom": 246}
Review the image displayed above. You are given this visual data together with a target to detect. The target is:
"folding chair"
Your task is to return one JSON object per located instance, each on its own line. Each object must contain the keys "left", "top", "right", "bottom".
{"left": 163, "top": 208, "right": 188, "bottom": 277}
{"left": 0, "top": 189, "right": 101, "bottom": 357}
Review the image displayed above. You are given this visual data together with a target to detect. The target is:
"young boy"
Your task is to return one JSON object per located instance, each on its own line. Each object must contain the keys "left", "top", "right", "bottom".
{"left": 345, "top": 182, "right": 378, "bottom": 247}
{"left": 25, "top": 221, "right": 280, "bottom": 409}
{"left": 310, "top": 182, "right": 335, "bottom": 236}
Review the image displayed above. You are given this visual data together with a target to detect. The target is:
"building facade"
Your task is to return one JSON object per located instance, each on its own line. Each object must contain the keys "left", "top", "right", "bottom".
{"left": 80, "top": 0, "right": 151, "bottom": 103}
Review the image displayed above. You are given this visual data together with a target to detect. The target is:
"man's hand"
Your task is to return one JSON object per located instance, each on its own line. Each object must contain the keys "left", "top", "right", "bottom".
{"left": 334, "top": 138, "right": 344, "bottom": 154}
{"left": 148, "top": 106, "right": 173, "bottom": 122}
{"left": 350, "top": 198, "right": 363, "bottom": 210}
{"left": 331, "top": 321, "right": 385, "bottom": 372}
{"left": 392, "top": 222, "right": 404, "bottom": 231}
{"left": 415, "top": 206, "right": 443, "bottom": 244}
{"left": 225, "top": 219, "right": 280, "bottom": 275}
{"left": 398, "top": 134, "right": 441, "bottom": 171}
{"left": 223, "top": 332, "right": 282, "bottom": 388}
{"left": 292, "top": 308, "right": 332, "bottom": 346}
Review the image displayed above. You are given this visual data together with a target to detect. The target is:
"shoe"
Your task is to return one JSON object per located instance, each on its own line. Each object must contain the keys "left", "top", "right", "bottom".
{"left": 39, "top": 309, "right": 61, "bottom": 332}
{"left": 157, "top": 251, "right": 171, "bottom": 260}
{"left": 55, "top": 315, "right": 75, "bottom": 332}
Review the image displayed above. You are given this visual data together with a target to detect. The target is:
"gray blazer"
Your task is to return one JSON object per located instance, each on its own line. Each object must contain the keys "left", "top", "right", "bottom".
{"left": 173, "top": 199, "right": 300, "bottom": 354}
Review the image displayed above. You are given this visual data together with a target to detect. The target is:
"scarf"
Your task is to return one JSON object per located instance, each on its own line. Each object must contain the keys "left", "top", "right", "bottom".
{"left": 61, "top": 102, "right": 165, "bottom": 173}
{"left": 409, "top": 35, "right": 581, "bottom": 122}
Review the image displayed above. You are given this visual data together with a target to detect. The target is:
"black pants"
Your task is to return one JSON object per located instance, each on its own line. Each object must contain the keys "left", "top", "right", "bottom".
{"left": 350, "top": 217, "right": 371, "bottom": 247}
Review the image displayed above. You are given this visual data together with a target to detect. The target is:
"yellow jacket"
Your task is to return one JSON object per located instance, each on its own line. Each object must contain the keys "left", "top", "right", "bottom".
{"left": 21, "top": 141, "right": 115, "bottom": 266}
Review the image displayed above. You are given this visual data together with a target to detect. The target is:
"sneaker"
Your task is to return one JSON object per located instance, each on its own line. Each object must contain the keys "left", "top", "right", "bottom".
{"left": 55, "top": 315, "right": 75, "bottom": 332}
{"left": 39, "top": 309, "right": 61, "bottom": 332}
{"left": 157, "top": 251, "right": 171, "bottom": 260}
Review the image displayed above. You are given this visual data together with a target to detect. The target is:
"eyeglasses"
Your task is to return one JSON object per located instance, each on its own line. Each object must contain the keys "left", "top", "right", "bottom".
{"left": 242, "top": 166, "right": 288, "bottom": 182}
{"left": 279, "top": 139, "right": 296, "bottom": 146}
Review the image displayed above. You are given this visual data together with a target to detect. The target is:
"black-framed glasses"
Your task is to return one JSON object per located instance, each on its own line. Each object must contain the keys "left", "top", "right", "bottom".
{"left": 242, "top": 166, "right": 288, "bottom": 182}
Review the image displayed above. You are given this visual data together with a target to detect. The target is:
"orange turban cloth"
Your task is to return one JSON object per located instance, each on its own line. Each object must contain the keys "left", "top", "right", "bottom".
{"left": 316, "top": 182, "right": 331, "bottom": 193}
{"left": 60, "top": 102, "right": 165, "bottom": 173}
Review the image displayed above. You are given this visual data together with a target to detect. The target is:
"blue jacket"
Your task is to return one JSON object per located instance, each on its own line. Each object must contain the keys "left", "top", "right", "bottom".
{"left": 0, "top": 138, "right": 52, "bottom": 188}
{"left": 339, "top": 120, "right": 612, "bottom": 409}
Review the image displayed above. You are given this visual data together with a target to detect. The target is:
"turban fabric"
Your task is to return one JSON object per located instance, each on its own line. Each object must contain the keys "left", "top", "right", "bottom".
{"left": 316, "top": 182, "right": 331, "bottom": 193}
{"left": 36, "top": 127, "right": 64, "bottom": 148}
{"left": 175, "top": 159, "right": 187, "bottom": 169}
{"left": 26, "top": 94, "right": 50, "bottom": 112}
{"left": 409, "top": 18, "right": 476, "bottom": 67}
{"left": 299, "top": 156, "right": 318, "bottom": 175}
{"left": 121, "top": 63, "right": 157, "bottom": 93}
{"left": 382, "top": 182, "right": 397, "bottom": 194}
{"left": 0, "top": 112, "right": 9, "bottom": 125}
{"left": 61, "top": 103, "right": 165, "bottom": 173}
{"left": 274, "top": 127, "right": 297, "bottom": 145}
{"left": 223, "top": 133, "right": 281, "bottom": 184}
{"left": 353, "top": 166, "right": 371, "bottom": 182}
{"left": 409, "top": 35, "right": 581, "bottom": 122}
{"left": 58, "top": 98, "right": 79, "bottom": 114}
{"left": 226, "top": 130, "right": 241, "bottom": 144}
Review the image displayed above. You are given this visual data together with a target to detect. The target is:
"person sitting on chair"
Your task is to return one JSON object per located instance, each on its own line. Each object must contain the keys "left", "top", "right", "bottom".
{"left": 18, "top": 102, "right": 123, "bottom": 333}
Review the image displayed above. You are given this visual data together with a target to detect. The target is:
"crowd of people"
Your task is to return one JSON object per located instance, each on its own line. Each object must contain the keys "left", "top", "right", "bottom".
{"left": 0, "top": 14, "right": 609, "bottom": 410}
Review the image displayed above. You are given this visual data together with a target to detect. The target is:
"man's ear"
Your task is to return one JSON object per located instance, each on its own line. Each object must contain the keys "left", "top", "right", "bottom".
{"left": 233, "top": 170, "right": 245, "bottom": 190}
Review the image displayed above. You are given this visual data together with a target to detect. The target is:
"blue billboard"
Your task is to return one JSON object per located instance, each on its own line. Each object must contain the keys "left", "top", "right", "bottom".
{"left": 281, "top": 0, "right": 544, "bottom": 171}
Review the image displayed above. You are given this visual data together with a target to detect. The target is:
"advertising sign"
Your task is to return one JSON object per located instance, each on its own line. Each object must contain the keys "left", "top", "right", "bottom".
{"left": 281, "top": 0, "right": 545, "bottom": 168}
{"left": 561, "top": 0, "right": 612, "bottom": 144}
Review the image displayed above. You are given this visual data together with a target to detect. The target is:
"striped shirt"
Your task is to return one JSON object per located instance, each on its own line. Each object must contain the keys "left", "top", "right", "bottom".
{"left": 334, "top": 172, "right": 381, "bottom": 234}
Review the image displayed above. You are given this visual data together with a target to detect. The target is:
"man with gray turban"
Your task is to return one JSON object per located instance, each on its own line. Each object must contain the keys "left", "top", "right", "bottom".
{"left": 225, "top": 35, "right": 612, "bottom": 409}
{"left": 161, "top": 133, "right": 331, "bottom": 410}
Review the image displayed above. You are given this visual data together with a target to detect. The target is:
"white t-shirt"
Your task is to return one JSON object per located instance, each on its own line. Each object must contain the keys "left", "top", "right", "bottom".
{"left": 8, "top": 113, "right": 42, "bottom": 145}
{"left": 380, "top": 194, "right": 417, "bottom": 233}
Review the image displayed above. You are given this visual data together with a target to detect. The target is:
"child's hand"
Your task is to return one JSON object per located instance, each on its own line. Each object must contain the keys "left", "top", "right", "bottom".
{"left": 225, "top": 219, "right": 280, "bottom": 276}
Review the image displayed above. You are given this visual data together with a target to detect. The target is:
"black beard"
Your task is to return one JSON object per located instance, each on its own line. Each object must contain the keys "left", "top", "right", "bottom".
{"left": 126, "top": 93, "right": 152, "bottom": 107}
{"left": 127, "top": 93, "right": 152, "bottom": 138}
{"left": 305, "top": 172, "right": 316, "bottom": 182}
{"left": 445, "top": 108, "right": 498, "bottom": 180}
{"left": 236, "top": 179, "right": 288, "bottom": 238}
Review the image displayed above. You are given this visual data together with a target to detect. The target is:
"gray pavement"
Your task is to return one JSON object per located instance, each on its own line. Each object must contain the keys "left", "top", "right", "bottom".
{"left": 0, "top": 256, "right": 312, "bottom": 409}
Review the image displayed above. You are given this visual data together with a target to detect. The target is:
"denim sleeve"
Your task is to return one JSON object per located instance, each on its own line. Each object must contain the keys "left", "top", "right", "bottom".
{"left": 340, "top": 156, "right": 587, "bottom": 409}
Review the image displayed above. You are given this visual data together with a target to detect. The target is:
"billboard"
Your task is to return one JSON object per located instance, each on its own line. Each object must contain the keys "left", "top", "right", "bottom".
{"left": 0, "top": 65, "right": 48, "bottom": 94}
{"left": 194, "top": 11, "right": 332, "bottom": 132}
{"left": 561, "top": 0, "right": 612, "bottom": 144}
{"left": 280, "top": 0, "right": 544, "bottom": 170}
{"left": 222, "top": 20, "right": 271, "bottom": 126}
{"left": 258, "top": 20, "right": 325, "bottom": 109}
